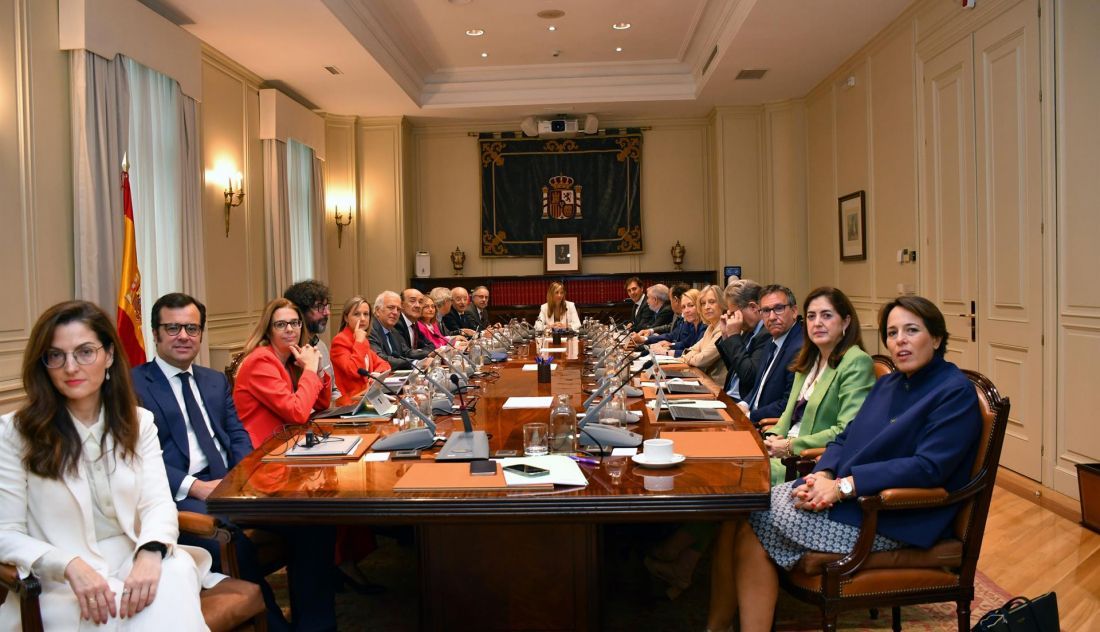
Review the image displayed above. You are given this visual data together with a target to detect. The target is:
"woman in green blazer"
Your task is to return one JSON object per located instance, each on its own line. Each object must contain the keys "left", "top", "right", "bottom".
{"left": 763, "top": 287, "right": 875, "bottom": 484}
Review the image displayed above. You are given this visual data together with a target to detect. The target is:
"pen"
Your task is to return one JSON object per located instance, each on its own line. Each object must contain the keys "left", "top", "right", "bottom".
{"left": 568, "top": 455, "right": 600, "bottom": 466}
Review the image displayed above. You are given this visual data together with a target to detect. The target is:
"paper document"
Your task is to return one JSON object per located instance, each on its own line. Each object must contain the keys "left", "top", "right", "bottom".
{"left": 502, "top": 396, "right": 554, "bottom": 409}
{"left": 640, "top": 379, "right": 700, "bottom": 388}
{"left": 611, "top": 447, "right": 638, "bottom": 456}
{"left": 540, "top": 347, "right": 567, "bottom": 353}
{"left": 361, "top": 452, "right": 391, "bottom": 462}
{"left": 648, "top": 399, "right": 727, "bottom": 410}
{"left": 521, "top": 364, "right": 558, "bottom": 371}
{"left": 285, "top": 435, "right": 362, "bottom": 457}
{"left": 498, "top": 455, "right": 588, "bottom": 487}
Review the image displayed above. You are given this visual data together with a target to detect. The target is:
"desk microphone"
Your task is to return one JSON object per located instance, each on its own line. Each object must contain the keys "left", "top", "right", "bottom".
{"left": 435, "top": 374, "right": 490, "bottom": 461}
{"left": 358, "top": 370, "right": 438, "bottom": 451}
{"left": 583, "top": 355, "right": 650, "bottom": 407}
{"left": 577, "top": 368, "right": 646, "bottom": 449}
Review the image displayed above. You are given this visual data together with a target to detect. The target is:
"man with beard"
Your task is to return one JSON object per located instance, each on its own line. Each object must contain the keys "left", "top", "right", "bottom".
{"left": 284, "top": 279, "right": 339, "bottom": 402}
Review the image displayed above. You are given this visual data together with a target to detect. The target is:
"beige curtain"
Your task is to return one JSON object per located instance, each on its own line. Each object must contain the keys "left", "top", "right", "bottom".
{"left": 70, "top": 51, "right": 128, "bottom": 313}
{"left": 179, "top": 94, "right": 209, "bottom": 364}
{"left": 310, "top": 155, "right": 328, "bottom": 283}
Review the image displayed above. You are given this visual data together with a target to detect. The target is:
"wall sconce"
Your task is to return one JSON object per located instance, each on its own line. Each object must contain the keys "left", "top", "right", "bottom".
{"left": 224, "top": 172, "right": 244, "bottom": 237}
{"left": 334, "top": 205, "right": 354, "bottom": 248}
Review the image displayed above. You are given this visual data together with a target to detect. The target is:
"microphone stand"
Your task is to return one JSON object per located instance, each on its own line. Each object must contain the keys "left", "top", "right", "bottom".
{"left": 576, "top": 361, "right": 652, "bottom": 449}
{"left": 360, "top": 370, "right": 439, "bottom": 451}
{"left": 436, "top": 373, "right": 490, "bottom": 461}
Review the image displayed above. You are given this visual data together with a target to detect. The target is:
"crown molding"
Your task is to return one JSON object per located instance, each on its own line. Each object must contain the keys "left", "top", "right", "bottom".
{"left": 202, "top": 44, "right": 264, "bottom": 89}
{"left": 322, "top": 0, "right": 429, "bottom": 104}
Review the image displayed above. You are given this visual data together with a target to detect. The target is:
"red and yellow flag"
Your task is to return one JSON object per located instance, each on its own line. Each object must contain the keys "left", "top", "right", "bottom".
{"left": 116, "top": 169, "right": 146, "bottom": 367}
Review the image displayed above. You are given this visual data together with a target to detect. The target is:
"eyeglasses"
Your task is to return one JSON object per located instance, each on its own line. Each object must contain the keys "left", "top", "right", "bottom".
{"left": 758, "top": 303, "right": 793, "bottom": 317}
{"left": 272, "top": 319, "right": 303, "bottom": 331}
{"left": 42, "top": 344, "right": 103, "bottom": 369}
{"left": 159, "top": 323, "right": 202, "bottom": 337}
{"left": 310, "top": 302, "right": 330, "bottom": 313}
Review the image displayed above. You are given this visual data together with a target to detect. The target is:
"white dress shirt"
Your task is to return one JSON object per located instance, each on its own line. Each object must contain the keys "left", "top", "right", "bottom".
{"left": 153, "top": 356, "right": 228, "bottom": 500}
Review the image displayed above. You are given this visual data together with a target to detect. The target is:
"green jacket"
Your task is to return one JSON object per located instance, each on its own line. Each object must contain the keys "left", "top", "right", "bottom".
{"left": 768, "top": 346, "right": 875, "bottom": 484}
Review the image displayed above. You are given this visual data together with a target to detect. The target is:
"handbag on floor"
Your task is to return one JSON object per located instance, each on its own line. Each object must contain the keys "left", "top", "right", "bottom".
{"left": 972, "top": 592, "right": 1060, "bottom": 631}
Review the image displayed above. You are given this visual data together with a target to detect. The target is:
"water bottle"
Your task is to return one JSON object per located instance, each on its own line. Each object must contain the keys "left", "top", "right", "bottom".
{"left": 549, "top": 394, "right": 578, "bottom": 454}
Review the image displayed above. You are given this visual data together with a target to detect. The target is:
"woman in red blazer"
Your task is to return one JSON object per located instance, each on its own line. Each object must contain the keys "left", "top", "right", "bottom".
{"left": 331, "top": 295, "right": 392, "bottom": 406}
{"left": 233, "top": 298, "right": 332, "bottom": 447}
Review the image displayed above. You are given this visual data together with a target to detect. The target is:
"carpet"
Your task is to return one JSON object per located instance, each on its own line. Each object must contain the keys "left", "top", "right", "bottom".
{"left": 268, "top": 530, "right": 1014, "bottom": 631}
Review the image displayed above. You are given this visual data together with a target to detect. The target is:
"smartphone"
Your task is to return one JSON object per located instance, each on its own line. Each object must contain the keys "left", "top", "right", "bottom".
{"left": 469, "top": 461, "right": 497, "bottom": 476}
{"left": 502, "top": 463, "right": 550, "bottom": 477}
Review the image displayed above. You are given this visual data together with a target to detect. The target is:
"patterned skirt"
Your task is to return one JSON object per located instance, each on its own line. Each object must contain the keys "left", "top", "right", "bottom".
{"left": 749, "top": 481, "right": 904, "bottom": 570}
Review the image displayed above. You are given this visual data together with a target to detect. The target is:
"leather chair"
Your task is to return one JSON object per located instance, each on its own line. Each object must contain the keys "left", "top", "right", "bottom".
{"left": 778, "top": 369, "right": 1010, "bottom": 632}
{"left": 0, "top": 511, "right": 267, "bottom": 632}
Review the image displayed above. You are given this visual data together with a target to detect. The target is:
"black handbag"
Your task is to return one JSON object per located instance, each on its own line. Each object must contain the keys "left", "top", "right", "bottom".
{"left": 972, "top": 592, "right": 1060, "bottom": 632}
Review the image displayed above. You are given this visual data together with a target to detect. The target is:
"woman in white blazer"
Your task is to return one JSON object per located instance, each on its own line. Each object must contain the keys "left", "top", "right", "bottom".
{"left": 535, "top": 281, "right": 581, "bottom": 331}
{"left": 0, "top": 301, "right": 220, "bottom": 631}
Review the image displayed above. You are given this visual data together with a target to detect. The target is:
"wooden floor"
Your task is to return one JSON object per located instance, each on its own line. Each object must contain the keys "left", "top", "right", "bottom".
{"left": 981, "top": 468, "right": 1100, "bottom": 630}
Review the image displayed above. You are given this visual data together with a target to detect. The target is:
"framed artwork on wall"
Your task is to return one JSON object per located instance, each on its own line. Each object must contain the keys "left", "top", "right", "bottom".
{"left": 544, "top": 234, "right": 582, "bottom": 273}
{"left": 838, "top": 190, "right": 867, "bottom": 261}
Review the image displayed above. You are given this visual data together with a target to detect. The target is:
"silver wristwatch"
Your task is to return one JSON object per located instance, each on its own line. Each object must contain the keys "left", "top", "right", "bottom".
{"left": 837, "top": 476, "right": 854, "bottom": 500}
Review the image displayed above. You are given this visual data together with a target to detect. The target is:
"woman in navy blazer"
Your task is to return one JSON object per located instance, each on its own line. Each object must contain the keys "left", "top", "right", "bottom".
{"left": 706, "top": 296, "right": 982, "bottom": 632}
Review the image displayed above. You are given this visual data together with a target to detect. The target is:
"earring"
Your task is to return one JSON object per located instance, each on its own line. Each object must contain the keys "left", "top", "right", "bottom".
{"left": 105, "top": 372, "right": 111, "bottom": 381}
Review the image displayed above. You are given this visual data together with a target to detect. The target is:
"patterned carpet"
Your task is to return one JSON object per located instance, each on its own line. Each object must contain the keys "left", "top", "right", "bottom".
{"left": 269, "top": 526, "right": 1013, "bottom": 631}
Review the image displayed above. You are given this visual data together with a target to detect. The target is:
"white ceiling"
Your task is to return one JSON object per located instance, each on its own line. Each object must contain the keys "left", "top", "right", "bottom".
{"left": 143, "top": 0, "right": 912, "bottom": 124}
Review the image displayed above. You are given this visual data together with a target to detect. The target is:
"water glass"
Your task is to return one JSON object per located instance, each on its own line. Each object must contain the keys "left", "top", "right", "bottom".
{"left": 523, "top": 422, "right": 549, "bottom": 456}
{"left": 604, "top": 457, "right": 627, "bottom": 485}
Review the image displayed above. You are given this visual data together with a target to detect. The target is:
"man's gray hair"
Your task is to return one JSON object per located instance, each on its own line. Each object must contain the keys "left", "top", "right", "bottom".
{"left": 374, "top": 290, "right": 400, "bottom": 312}
{"left": 648, "top": 284, "right": 669, "bottom": 303}
{"left": 724, "top": 279, "right": 762, "bottom": 309}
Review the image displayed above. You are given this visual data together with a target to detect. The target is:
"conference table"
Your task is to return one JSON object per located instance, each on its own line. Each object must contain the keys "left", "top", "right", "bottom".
{"left": 208, "top": 335, "right": 770, "bottom": 631}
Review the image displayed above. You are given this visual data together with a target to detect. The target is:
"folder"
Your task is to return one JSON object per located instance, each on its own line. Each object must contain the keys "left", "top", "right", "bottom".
{"left": 393, "top": 462, "right": 554, "bottom": 492}
{"left": 657, "top": 430, "right": 764, "bottom": 459}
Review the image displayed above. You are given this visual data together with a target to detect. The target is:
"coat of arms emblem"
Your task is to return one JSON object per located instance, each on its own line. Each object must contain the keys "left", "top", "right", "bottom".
{"left": 541, "top": 175, "right": 583, "bottom": 220}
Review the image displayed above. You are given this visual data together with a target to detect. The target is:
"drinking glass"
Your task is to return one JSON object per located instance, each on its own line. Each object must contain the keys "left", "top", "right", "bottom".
{"left": 523, "top": 422, "right": 549, "bottom": 456}
{"left": 604, "top": 457, "right": 627, "bottom": 485}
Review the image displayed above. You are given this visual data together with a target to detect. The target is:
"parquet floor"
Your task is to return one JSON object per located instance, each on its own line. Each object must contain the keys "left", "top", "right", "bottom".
{"left": 981, "top": 468, "right": 1100, "bottom": 631}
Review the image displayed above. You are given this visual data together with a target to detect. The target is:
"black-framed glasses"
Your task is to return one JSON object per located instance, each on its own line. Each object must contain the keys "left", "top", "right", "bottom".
{"left": 273, "top": 319, "right": 303, "bottom": 331}
{"left": 310, "top": 302, "right": 330, "bottom": 313}
{"left": 159, "top": 323, "right": 202, "bottom": 337}
{"left": 42, "top": 344, "right": 103, "bottom": 369}
{"left": 759, "top": 303, "right": 793, "bottom": 317}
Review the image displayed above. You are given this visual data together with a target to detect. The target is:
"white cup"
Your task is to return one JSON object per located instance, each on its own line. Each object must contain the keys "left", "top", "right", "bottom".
{"left": 643, "top": 438, "right": 674, "bottom": 462}
{"left": 643, "top": 474, "right": 675, "bottom": 491}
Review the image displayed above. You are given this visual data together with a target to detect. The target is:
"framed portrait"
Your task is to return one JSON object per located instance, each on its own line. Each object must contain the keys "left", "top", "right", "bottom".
{"left": 543, "top": 234, "right": 582, "bottom": 274}
{"left": 838, "top": 191, "right": 867, "bottom": 261}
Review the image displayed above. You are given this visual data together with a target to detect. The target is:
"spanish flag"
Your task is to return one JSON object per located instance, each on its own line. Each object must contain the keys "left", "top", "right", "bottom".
{"left": 116, "top": 166, "right": 146, "bottom": 367}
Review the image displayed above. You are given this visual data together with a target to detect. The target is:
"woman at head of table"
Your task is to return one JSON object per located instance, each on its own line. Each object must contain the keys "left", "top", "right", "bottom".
{"left": 677, "top": 284, "right": 728, "bottom": 384}
{"left": 761, "top": 286, "right": 876, "bottom": 485}
{"left": 705, "top": 295, "right": 982, "bottom": 632}
{"left": 232, "top": 298, "right": 332, "bottom": 447}
{"left": 648, "top": 288, "right": 706, "bottom": 357}
{"left": 534, "top": 281, "right": 581, "bottom": 332}
{"left": 330, "top": 294, "right": 393, "bottom": 407}
{"left": 0, "top": 300, "right": 220, "bottom": 630}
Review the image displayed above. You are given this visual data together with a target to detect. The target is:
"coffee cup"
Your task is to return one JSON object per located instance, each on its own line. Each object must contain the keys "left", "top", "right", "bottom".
{"left": 643, "top": 438, "right": 674, "bottom": 462}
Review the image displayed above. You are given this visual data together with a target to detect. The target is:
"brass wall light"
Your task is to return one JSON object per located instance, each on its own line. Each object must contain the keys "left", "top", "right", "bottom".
{"left": 224, "top": 172, "right": 244, "bottom": 237}
{"left": 334, "top": 205, "right": 354, "bottom": 248}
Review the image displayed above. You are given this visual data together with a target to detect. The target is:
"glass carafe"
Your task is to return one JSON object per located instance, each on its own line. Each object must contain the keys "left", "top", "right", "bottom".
{"left": 548, "top": 394, "right": 577, "bottom": 454}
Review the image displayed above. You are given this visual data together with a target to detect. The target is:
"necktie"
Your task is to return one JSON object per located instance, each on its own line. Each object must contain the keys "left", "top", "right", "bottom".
{"left": 746, "top": 340, "right": 780, "bottom": 410}
{"left": 177, "top": 372, "right": 227, "bottom": 478}
{"left": 384, "top": 330, "right": 394, "bottom": 354}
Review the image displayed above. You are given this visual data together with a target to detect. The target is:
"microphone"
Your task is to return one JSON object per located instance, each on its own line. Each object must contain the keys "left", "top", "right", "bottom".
{"left": 583, "top": 357, "right": 652, "bottom": 407}
{"left": 450, "top": 374, "right": 474, "bottom": 433}
{"left": 358, "top": 370, "right": 439, "bottom": 451}
{"left": 576, "top": 372, "right": 645, "bottom": 450}
{"left": 436, "top": 374, "right": 490, "bottom": 461}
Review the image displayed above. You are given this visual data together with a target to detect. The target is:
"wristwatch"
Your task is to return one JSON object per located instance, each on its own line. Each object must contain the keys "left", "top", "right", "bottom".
{"left": 837, "top": 476, "right": 855, "bottom": 500}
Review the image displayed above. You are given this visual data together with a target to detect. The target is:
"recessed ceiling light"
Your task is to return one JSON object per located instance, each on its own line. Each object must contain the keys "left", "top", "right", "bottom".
{"left": 548, "top": 26, "right": 556, "bottom": 31}
{"left": 615, "top": 47, "right": 622, "bottom": 53}
{"left": 465, "top": 29, "right": 484, "bottom": 37}
{"left": 612, "top": 22, "right": 631, "bottom": 30}
{"left": 480, "top": 52, "right": 489, "bottom": 58}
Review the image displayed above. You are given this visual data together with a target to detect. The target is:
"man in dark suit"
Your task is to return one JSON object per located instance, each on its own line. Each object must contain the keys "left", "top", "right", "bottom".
{"left": 444, "top": 286, "right": 479, "bottom": 336}
{"left": 626, "top": 276, "right": 655, "bottom": 331}
{"left": 371, "top": 290, "right": 428, "bottom": 369}
{"left": 470, "top": 285, "right": 491, "bottom": 329}
{"left": 393, "top": 288, "right": 435, "bottom": 352}
{"left": 133, "top": 293, "right": 336, "bottom": 632}
{"left": 737, "top": 284, "right": 804, "bottom": 423}
{"left": 717, "top": 280, "right": 771, "bottom": 400}
{"left": 645, "top": 284, "right": 674, "bottom": 331}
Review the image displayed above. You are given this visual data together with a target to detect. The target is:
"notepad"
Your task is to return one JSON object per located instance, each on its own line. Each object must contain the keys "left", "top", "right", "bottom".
{"left": 502, "top": 396, "right": 554, "bottom": 409}
{"left": 393, "top": 462, "right": 554, "bottom": 491}
{"left": 521, "top": 364, "right": 558, "bottom": 371}
{"left": 498, "top": 455, "right": 588, "bottom": 487}
{"left": 286, "top": 435, "right": 362, "bottom": 457}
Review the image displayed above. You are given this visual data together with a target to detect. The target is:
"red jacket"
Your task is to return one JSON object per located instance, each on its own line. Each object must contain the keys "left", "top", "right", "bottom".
{"left": 330, "top": 327, "right": 392, "bottom": 406}
{"left": 233, "top": 345, "right": 331, "bottom": 447}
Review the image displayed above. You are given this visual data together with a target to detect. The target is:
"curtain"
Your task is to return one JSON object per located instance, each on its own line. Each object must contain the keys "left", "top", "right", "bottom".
{"left": 263, "top": 139, "right": 292, "bottom": 299}
{"left": 125, "top": 57, "right": 181, "bottom": 357}
{"left": 286, "top": 139, "right": 314, "bottom": 282}
{"left": 310, "top": 155, "right": 328, "bottom": 284}
{"left": 179, "top": 93, "right": 209, "bottom": 364}
{"left": 70, "top": 51, "right": 129, "bottom": 312}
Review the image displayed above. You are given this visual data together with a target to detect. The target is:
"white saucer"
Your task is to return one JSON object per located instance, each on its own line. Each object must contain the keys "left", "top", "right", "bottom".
{"left": 631, "top": 453, "right": 686, "bottom": 469}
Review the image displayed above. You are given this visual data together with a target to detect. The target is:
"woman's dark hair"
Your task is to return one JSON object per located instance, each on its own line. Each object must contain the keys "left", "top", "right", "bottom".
{"left": 242, "top": 298, "right": 308, "bottom": 387}
{"left": 14, "top": 301, "right": 139, "bottom": 479}
{"left": 790, "top": 287, "right": 864, "bottom": 373}
{"left": 878, "top": 295, "right": 949, "bottom": 357}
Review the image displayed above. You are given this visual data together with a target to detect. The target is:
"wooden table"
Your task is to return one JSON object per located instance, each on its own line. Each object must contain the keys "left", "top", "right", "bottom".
{"left": 209, "top": 336, "right": 769, "bottom": 631}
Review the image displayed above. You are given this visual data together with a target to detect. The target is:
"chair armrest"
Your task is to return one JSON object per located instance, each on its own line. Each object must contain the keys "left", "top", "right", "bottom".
{"left": 757, "top": 418, "right": 778, "bottom": 429}
{"left": 799, "top": 447, "right": 826, "bottom": 460}
{"left": 875, "top": 487, "right": 949, "bottom": 508}
{"left": 179, "top": 511, "right": 220, "bottom": 538}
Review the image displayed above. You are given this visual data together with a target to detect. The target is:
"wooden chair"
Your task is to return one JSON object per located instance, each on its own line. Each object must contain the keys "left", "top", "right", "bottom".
{"left": 0, "top": 511, "right": 267, "bottom": 632}
{"left": 778, "top": 369, "right": 1010, "bottom": 632}
{"left": 225, "top": 350, "right": 246, "bottom": 389}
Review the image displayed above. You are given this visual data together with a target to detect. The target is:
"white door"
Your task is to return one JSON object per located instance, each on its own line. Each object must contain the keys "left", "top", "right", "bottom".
{"left": 922, "top": 36, "right": 979, "bottom": 370}
{"left": 973, "top": 1, "right": 1044, "bottom": 479}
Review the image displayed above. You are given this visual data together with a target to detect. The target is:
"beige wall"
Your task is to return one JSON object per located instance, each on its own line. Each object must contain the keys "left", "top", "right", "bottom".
{"left": 0, "top": 0, "right": 73, "bottom": 411}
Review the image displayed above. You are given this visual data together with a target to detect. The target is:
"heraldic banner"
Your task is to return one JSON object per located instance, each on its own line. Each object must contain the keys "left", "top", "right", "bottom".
{"left": 479, "top": 129, "right": 643, "bottom": 257}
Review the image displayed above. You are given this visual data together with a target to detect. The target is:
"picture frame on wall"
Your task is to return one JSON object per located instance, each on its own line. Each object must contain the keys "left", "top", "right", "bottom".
{"left": 838, "top": 191, "right": 867, "bottom": 261}
{"left": 544, "top": 234, "right": 582, "bottom": 274}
